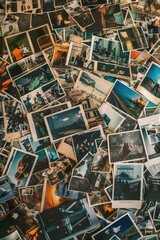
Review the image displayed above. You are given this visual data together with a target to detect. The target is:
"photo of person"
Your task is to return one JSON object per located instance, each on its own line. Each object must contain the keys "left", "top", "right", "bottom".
{"left": 5, "top": 32, "right": 33, "bottom": 63}
{"left": 3, "top": 99, "right": 29, "bottom": 140}
{"left": 4, "top": 148, "right": 38, "bottom": 187}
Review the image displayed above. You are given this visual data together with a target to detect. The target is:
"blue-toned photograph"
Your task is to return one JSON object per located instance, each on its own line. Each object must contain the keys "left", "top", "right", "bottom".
{"left": 106, "top": 80, "right": 147, "bottom": 119}
{"left": 5, "top": 148, "right": 37, "bottom": 187}
{"left": 45, "top": 105, "right": 89, "bottom": 142}
{"left": 93, "top": 213, "right": 142, "bottom": 240}
{"left": 0, "top": 175, "right": 17, "bottom": 203}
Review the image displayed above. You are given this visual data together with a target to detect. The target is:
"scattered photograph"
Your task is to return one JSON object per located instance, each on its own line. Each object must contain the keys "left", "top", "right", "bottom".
{"left": 90, "top": 36, "right": 129, "bottom": 67}
{"left": 27, "top": 102, "right": 70, "bottom": 141}
{"left": 51, "top": 43, "right": 69, "bottom": 68}
{"left": 3, "top": 99, "right": 29, "bottom": 140}
{"left": 92, "top": 213, "right": 142, "bottom": 240}
{"left": 66, "top": 42, "right": 94, "bottom": 70}
{"left": 117, "top": 26, "right": 148, "bottom": 52}
{"left": 87, "top": 190, "right": 110, "bottom": 207}
{"left": 44, "top": 105, "right": 89, "bottom": 142}
{"left": 136, "top": 62, "right": 160, "bottom": 105}
{"left": 3, "top": 147, "right": 38, "bottom": 187}
{"left": 105, "top": 80, "right": 147, "bottom": 119}
{"left": 108, "top": 130, "right": 146, "bottom": 163}
{"left": 0, "top": 175, "right": 17, "bottom": 203}
{"left": 5, "top": 32, "right": 33, "bottom": 63}
{"left": 131, "top": 0, "right": 160, "bottom": 17}
{"left": 112, "top": 163, "right": 143, "bottom": 209}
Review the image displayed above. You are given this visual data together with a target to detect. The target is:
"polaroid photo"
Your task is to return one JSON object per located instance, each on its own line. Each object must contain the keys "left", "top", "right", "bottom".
{"left": 112, "top": 163, "right": 143, "bottom": 209}
{"left": 131, "top": 0, "right": 160, "bottom": 17}
{"left": 0, "top": 175, "right": 18, "bottom": 203}
{"left": 3, "top": 147, "right": 38, "bottom": 187}
{"left": 46, "top": 155, "right": 73, "bottom": 186}
{"left": 58, "top": 69, "right": 79, "bottom": 92}
{"left": 90, "top": 36, "right": 129, "bottom": 67}
{"left": 136, "top": 62, "right": 160, "bottom": 105}
{"left": 19, "top": 181, "right": 46, "bottom": 213}
{"left": 51, "top": 43, "right": 69, "bottom": 68}
{"left": 20, "top": 87, "right": 49, "bottom": 112}
{"left": 87, "top": 190, "right": 111, "bottom": 207}
{"left": 1, "top": 15, "right": 19, "bottom": 37}
{"left": 92, "top": 213, "right": 142, "bottom": 240}
{"left": 0, "top": 202, "right": 39, "bottom": 237}
{"left": 3, "top": 99, "right": 29, "bottom": 140}
{"left": 64, "top": 25, "right": 84, "bottom": 42}
{"left": 66, "top": 42, "right": 94, "bottom": 70}
{"left": 105, "top": 80, "right": 148, "bottom": 120}
{"left": 47, "top": 8, "right": 76, "bottom": 30}
{"left": 27, "top": 102, "right": 71, "bottom": 141}
{"left": 5, "top": 31, "right": 34, "bottom": 63}
{"left": 108, "top": 130, "right": 146, "bottom": 164}
{"left": 117, "top": 26, "right": 148, "bottom": 52}
{"left": 42, "top": 46, "right": 54, "bottom": 66}
{"left": 74, "top": 70, "right": 113, "bottom": 106}
{"left": 72, "top": 125, "right": 104, "bottom": 161}
{"left": 44, "top": 105, "right": 89, "bottom": 142}
{"left": 7, "top": 52, "right": 46, "bottom": 81}
{"left": 38, "top": 198, "right": 100, "bottom": 240}
{"left": 17, "top": 0, "right": 41, "bottom": 12}
{"left": 13, "top": 63, "right": 55, "bottom": 97}
{"left": 94, "top": 61, "right": 131, "bottom": 81}
{"left": 99, "top": 102, "right": 125, "bottom": 132}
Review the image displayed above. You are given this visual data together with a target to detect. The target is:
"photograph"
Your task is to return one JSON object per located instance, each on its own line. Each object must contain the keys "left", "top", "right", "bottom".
{"left": 112, "top": 163, "right": 143, "bottom": 209}
{"left": 64, "top": 0, "right": 84, "bottom": 17}
{"left": 14, "top": 63, "right": 55, "bottom": 97}
{"left": 91, "top": 150, "right": 110, "bottom": 173}
{"left": 32, "top": 149, "right": 50, "bottom": 174}
{"left": 108, "top": 130, "right": 146, "bottom": 163}
{"left": 21, "top": 87, "right": 49, "bottom": 112}
{"left": 136, "top": 62, "right": 160, "bottom": 105}
{"left": 105, "top": 80, "right": 147, "bottom": 119}
{"left": 71, "top": 9, "right": 95, "bottom": 29}
{"left": 117, "top": 26, "right": 148, "bottom": 52}
{"left": 44, "top": 105, "right": 89, "bottom": 142}
{"left": 69, "top": 153, "right": 108, "bottom": 193}
{"left": 47, "top": 8, "right": 75, "bottom": 30}
{"left": 51, "top": 43, "right": 69, "bottom": 67}
{"left": 0, "top": 175, "right": 17, "bottom": 203}
{"left": 27, "top": 102, "right": 70, "bottom": 141}
{"left": 72, "top": 126, "right": 103, "bottom": 161}
{"left": 56, "top": 137, "right": 76, "bottom": 161}
{"left": 90, "top": 36, "right": 129, "bottom": 67}
{"left": 46, "top": 155, "right": 73, "bottom": 186}
{"left": 7, "top": 52, "right": 46, "bottom": 80}
{"left": 74, "top": 70, "right": 113, "bottom": 106}
{"left": 94, "top": 60, "right": 131, "bottom": 81}
{"left": 19, "top": 182, "right": 45, "bottom": 213}
{"left": 92, "top": 213, "right": 142, "bottom": 240}
{"left": 144, "top": 171, "right": 160, "bottom": 201}
{"left": 5, "top": 32, "right": 33, "bottom": 63}
{"left": 99, "top": 102, "right": 125, "bottom": 132}
{"left": 3, "top": 147, "right": 38, "bottom": 187}
{"left": 37, "top": 198, "right": 100, "bottom": 240}
{"left": 153, "top": 201, "right": 160, "bottom": 221}
{"left": 138, "top": 114, "right": 160, "bottom": 165}
{"left": 66, "top": 42, "right": 94, "bottom": 70}
{"left": 95, "top": 203, "right": 117, "bottom": 221}
{"left": 3, "top": 99, "right": 29, "bottom": 140}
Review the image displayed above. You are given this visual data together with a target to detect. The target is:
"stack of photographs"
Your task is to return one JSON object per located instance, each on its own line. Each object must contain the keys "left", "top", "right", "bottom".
{"left": 1, "top": 0, "right": 160, "bottom": 239}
